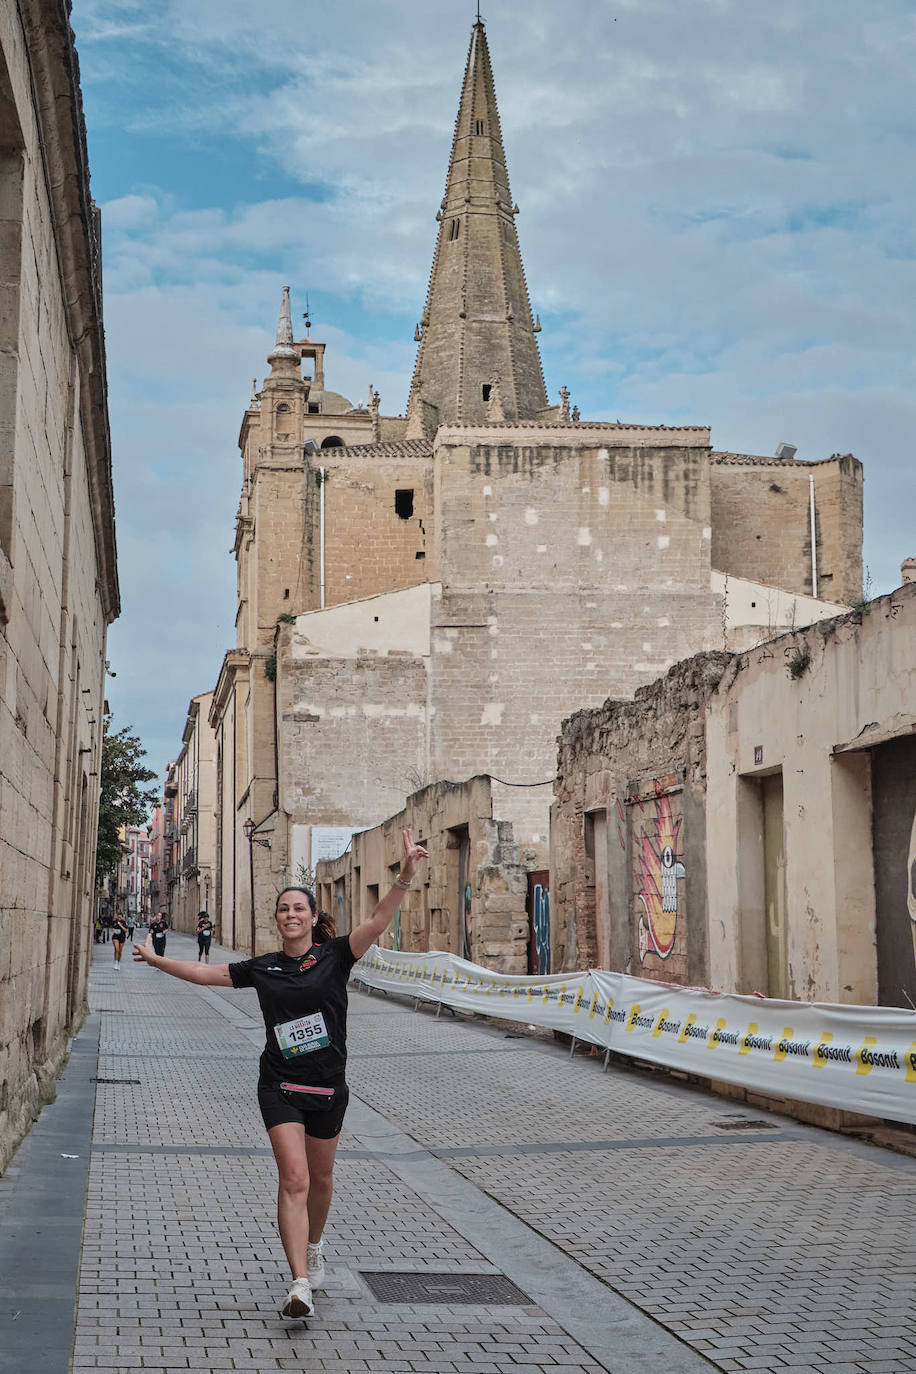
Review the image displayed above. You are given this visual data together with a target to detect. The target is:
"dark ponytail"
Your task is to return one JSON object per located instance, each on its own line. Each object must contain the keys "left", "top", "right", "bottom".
{"left": 315, "top": 909, "right": 336, "bottom": 942}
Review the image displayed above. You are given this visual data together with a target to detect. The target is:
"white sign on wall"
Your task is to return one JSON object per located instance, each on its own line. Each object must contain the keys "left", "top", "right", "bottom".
{"left": 310, "top": 826, "right": 360, "bottom": 865}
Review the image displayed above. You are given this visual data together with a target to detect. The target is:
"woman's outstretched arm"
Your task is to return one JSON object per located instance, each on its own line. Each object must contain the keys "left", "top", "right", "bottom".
{"left": 133, "top": 933, "right": 233, "bottom": 985}
{"left": 349, "top": 828, "right": 428, "bottom": 960}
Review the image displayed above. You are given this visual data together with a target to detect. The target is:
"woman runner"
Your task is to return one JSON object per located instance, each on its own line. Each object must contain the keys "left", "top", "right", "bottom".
{"left": 111, "top": 913, "right": 128, "bottom": 968}
{"left": 196, "top": 910, "right": 213, "bottom": 962}
{"left": 133, "top": 827, "right": 427, "bottom": 1319}
{"left": 149, "top": 911, "right": 169, "bottom": 957}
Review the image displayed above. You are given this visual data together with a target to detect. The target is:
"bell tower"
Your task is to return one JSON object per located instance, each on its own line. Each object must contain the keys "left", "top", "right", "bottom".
{"left": 406, "top": 20, "right": 547, "bottom": 434}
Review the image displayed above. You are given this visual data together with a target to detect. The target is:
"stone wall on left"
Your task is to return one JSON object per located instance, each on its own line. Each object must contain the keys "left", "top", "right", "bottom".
{"left": 0, "top": 1, "right": 119, "bottom": 1173}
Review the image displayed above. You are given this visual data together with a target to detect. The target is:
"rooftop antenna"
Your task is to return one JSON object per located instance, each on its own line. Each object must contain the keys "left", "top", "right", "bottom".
{"left": 303, "top": 294, "right": 312, "bottom": 332}
{"left": 477, "top": 1, "right": 483, "bottom": 21}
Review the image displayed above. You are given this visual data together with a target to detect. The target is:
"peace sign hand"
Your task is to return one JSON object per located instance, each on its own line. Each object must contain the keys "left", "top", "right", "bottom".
{"left": 400, "top": 827, "right": 428, "bottom": 884}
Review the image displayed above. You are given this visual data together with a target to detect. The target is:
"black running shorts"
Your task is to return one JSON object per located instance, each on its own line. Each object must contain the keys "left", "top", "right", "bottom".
{"left": 257, "top": 1078, "right": 349, "bottom": 1139}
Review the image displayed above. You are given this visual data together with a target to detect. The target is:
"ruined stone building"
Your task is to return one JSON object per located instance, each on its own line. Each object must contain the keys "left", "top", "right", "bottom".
{"left": 208, "top": 20, "right": 862, "bottom": 961}
{"left": 0, "top": 2, "right": 119, "bottom": 1168}
{"left": 553, "top": 574, "right": 916, "bottom": 1020}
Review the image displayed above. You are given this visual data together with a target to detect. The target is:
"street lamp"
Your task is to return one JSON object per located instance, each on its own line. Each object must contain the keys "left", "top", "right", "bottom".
{"left": 243, "top": 818, "right": 255, "bottom": 956}
{"left": 242, "top": 818, "right": 271, "bottom": 956}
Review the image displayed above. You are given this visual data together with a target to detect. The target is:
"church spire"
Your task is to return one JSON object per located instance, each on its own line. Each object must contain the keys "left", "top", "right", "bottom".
{"left": 267, "top": 285, "right": 299, "bottom": 376}
{"left": 406, "top": 20, "right": 547, "bottom": 433}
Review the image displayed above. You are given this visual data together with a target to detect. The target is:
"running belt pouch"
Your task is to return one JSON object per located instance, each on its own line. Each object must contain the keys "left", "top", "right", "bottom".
{"left": 279, "top": 1082, "right": 337, "bottom": 1110}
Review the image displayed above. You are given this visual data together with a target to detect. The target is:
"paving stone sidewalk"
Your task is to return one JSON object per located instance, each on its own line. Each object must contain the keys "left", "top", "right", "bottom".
{"left": 5, "top": 933, "right": 916, "bottom": 1373}
{"left": 69, "top": 934, "right": 712, "bottom": 1374}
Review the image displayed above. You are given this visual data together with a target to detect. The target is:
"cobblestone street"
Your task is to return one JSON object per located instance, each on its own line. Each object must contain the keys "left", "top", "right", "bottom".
{"left": 2, "top": 933, "right": 915, "bottom": 1374}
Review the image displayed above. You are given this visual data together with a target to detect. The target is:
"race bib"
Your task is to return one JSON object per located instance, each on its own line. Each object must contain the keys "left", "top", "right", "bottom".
{"left": 274, "top": 1011, "right": 329, "bottom": 1060}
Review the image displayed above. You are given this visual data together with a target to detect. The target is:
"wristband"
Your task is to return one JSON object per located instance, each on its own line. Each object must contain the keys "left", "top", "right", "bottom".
{"left": 393, "top": 876, "right": 412, "bottom": 890}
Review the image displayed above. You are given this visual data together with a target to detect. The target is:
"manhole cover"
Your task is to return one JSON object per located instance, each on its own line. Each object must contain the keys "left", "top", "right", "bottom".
{"left": 91, "top": 1077, "right": 141, "bottom": 1085}
{"left": 712, "top": 1118, "right": 778, "bottom": 1131}
{"left": 360, "top": 1272, "right": 531, "bottom": 1305}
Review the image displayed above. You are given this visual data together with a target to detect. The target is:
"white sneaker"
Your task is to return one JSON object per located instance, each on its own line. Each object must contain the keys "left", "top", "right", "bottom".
{"left": 281, "top": 1277, "right": 313, "bottom": 1319}
{"left": 307, "top": 1239, "right": 326, "bottom": 1289}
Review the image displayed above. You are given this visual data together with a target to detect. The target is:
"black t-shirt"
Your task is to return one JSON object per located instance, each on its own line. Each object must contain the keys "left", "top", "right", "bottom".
{"left": 198, "top": 921, "right": 213, "bottom": 939}
{"left": 150, "top": 920, "right": 168, "bottom": 939}
{"left": 229, "top": 936, "right": 356, "bottom": 1087}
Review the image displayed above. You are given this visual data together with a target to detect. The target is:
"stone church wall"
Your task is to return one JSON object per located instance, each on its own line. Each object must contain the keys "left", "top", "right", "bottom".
{"left": 430, "top": 426, "right": 722, "bottom": 851}
{"left": 313, "top": 441, "right": 435, "bottom": 607}
{"left": 710, "top": 453, "right": 863, "bottom": 604}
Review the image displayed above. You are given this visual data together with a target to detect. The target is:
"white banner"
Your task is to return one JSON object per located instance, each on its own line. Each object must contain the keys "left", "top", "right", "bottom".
{"left": 353, "top": 947, "right": 916, "bottom": 1126}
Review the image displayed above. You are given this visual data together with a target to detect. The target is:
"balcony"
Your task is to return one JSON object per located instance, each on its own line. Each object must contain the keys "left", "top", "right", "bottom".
{"left": 181, "top": 846, "right": 197, "bottom": 875}
{"left": 166, "top": 865, "right": 177, "bottom": 884}
{"left": 182, "top": 788, "right": 197, "bottom": 818}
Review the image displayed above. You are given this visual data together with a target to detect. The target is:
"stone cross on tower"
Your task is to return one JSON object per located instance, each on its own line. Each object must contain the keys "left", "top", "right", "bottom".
{"left": 406, "top": 19, "right": 548, "bottom": 434}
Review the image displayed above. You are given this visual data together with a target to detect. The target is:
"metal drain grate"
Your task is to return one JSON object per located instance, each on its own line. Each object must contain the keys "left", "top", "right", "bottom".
{"left": 360, "top": 1271, "right": 532, "bottom": 1305}
{"left": 712, "top": 1118, "right": 778, "bottom": 1131}
{"left": 91, "top": 1077, "right": 141, "bottom": 1085}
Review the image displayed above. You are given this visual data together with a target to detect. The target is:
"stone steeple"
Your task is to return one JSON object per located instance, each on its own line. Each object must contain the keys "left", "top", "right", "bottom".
{"left": 406, "top": 20, "right": 547, "bottom": 433}
{"left": 267, "top": 285, "right": 300, "bottom": 378}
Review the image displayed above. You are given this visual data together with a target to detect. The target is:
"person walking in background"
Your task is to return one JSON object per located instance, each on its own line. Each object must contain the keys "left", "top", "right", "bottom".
{"left": 127, "top": 911, "right": 136, "bottom": 942}
{"left": 196, "top": 910, "right": 213, "bottom": 962}
{"left": 112, "top": 913, "right": 129, "bottom": 969}
{"left": 133, "top": 828, "right": 427, "bottom": 1322}
{"left": 150, "top": 910, "right": 169, "bottom": 957}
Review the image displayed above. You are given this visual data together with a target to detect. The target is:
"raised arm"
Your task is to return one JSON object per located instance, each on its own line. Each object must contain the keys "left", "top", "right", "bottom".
{"left": 349, "top": 828, "right": 428, "bottom": 961}
{"left": 133, "top": 932, "right": 233, "bottom": 986}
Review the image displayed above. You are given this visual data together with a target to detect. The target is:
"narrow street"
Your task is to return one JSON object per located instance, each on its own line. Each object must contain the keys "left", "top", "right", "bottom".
{"left": 2, "top": 932, "right": 915, "bottom": 1374}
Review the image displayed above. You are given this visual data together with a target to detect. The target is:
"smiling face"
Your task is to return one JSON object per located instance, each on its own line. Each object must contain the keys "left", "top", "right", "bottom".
{"left": 275, "top": 888, "right": 316, "bottom": 946}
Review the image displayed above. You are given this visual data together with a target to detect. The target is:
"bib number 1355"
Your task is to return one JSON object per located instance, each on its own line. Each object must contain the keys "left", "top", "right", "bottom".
{"left": 274, "top": 1011, "right": 329, "bottom": 1059}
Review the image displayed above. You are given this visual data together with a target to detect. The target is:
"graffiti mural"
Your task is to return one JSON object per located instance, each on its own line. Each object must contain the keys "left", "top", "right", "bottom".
{"left": 633, "top": 791, "right": 686, "bottom": 965}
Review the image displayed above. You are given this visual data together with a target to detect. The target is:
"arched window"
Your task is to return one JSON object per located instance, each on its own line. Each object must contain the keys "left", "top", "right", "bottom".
{"left": 448, "top": 217, "right": 461, "bottom": 242}
{"left": 276, "top": 402, "right": 290, "bottom": 414}
{"left": 320, "top": 435, "right": 344, "bottom": 450}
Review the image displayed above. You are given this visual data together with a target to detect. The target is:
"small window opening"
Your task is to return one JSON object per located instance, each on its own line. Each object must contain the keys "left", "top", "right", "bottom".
{"left": 395, "top": 489, "right": 414, "bottom": 520}
{"left": 374, "top": 616, "right": 379, "bottom": 622}
{"left": 481, "top": 384, "right": 492, "bottom": 402}
{"left": 276, "top": 402, "right": 291, "bottom": 414}
{"left": 283, "top": 589, "right": 290, "bottom": 599}
{"left": 308, "top": 402, "right": 320, "bottom": 414}
{"left": 415, "top": 551, "right": 425, "bottom": 560}
{"left": 448, "top": 217, "right": 460, "bottom": 242}
{"left": 474, "top": 119, "right": 485, "bottom": 136}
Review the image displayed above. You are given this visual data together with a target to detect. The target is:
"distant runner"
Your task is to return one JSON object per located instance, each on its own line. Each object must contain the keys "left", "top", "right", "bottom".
{"left": 149, "top": 912, "right": 169, "bottom": 957}
{"left": 196, "top": 910, "right": 213, "bottom": 962}
{"left": 112, "top": 914, "right": 128, "bottom": 969}
{"left": 134, "top": 828, "right": 427, "bottom": 1322}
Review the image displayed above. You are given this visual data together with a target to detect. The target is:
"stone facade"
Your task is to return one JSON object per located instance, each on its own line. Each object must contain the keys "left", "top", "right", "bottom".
{"left": 0, "top": 3, "right": 119, "bottom": 1171}
{"left": 316, "top": 776, "right": 530, "bottom": 973}
{"left": 553, "top": 653, "right": 727, "bottom": 980}
{"left": 710, "top": 451, "right": 863, "bottom": 604}
{"left": 554, "top": 580, "right": 916, "bottom": 1014}
{"left": 163, "top": 693, "right": 217, "bottom": 935}
{"left": 206, "top": 19, "right": 864, "bottom": 960}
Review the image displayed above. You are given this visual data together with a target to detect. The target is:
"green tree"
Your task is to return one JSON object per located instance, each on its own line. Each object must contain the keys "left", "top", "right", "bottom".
{"left": 95, "top": 713, "right": 158, "bottom": 881}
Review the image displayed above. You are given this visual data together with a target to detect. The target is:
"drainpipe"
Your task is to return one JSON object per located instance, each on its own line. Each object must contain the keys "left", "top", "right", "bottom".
{"left": 809, "top": 474, "right": 818, "bottom": 598}
{"left": 319, "top": 466, "right": 326, "bottom": 608}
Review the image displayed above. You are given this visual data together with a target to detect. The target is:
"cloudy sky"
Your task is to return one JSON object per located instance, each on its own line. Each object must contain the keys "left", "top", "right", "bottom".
{"left": 72, "top": 0, "right": 915, "bottom": 782}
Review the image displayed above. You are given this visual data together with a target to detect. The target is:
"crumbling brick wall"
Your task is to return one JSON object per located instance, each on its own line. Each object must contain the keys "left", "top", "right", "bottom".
{"left": 553, "top": 651, "right": 727, "bottom": 981}
{"left": 317, "top": 775, "right": 530, "bottom": 973}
